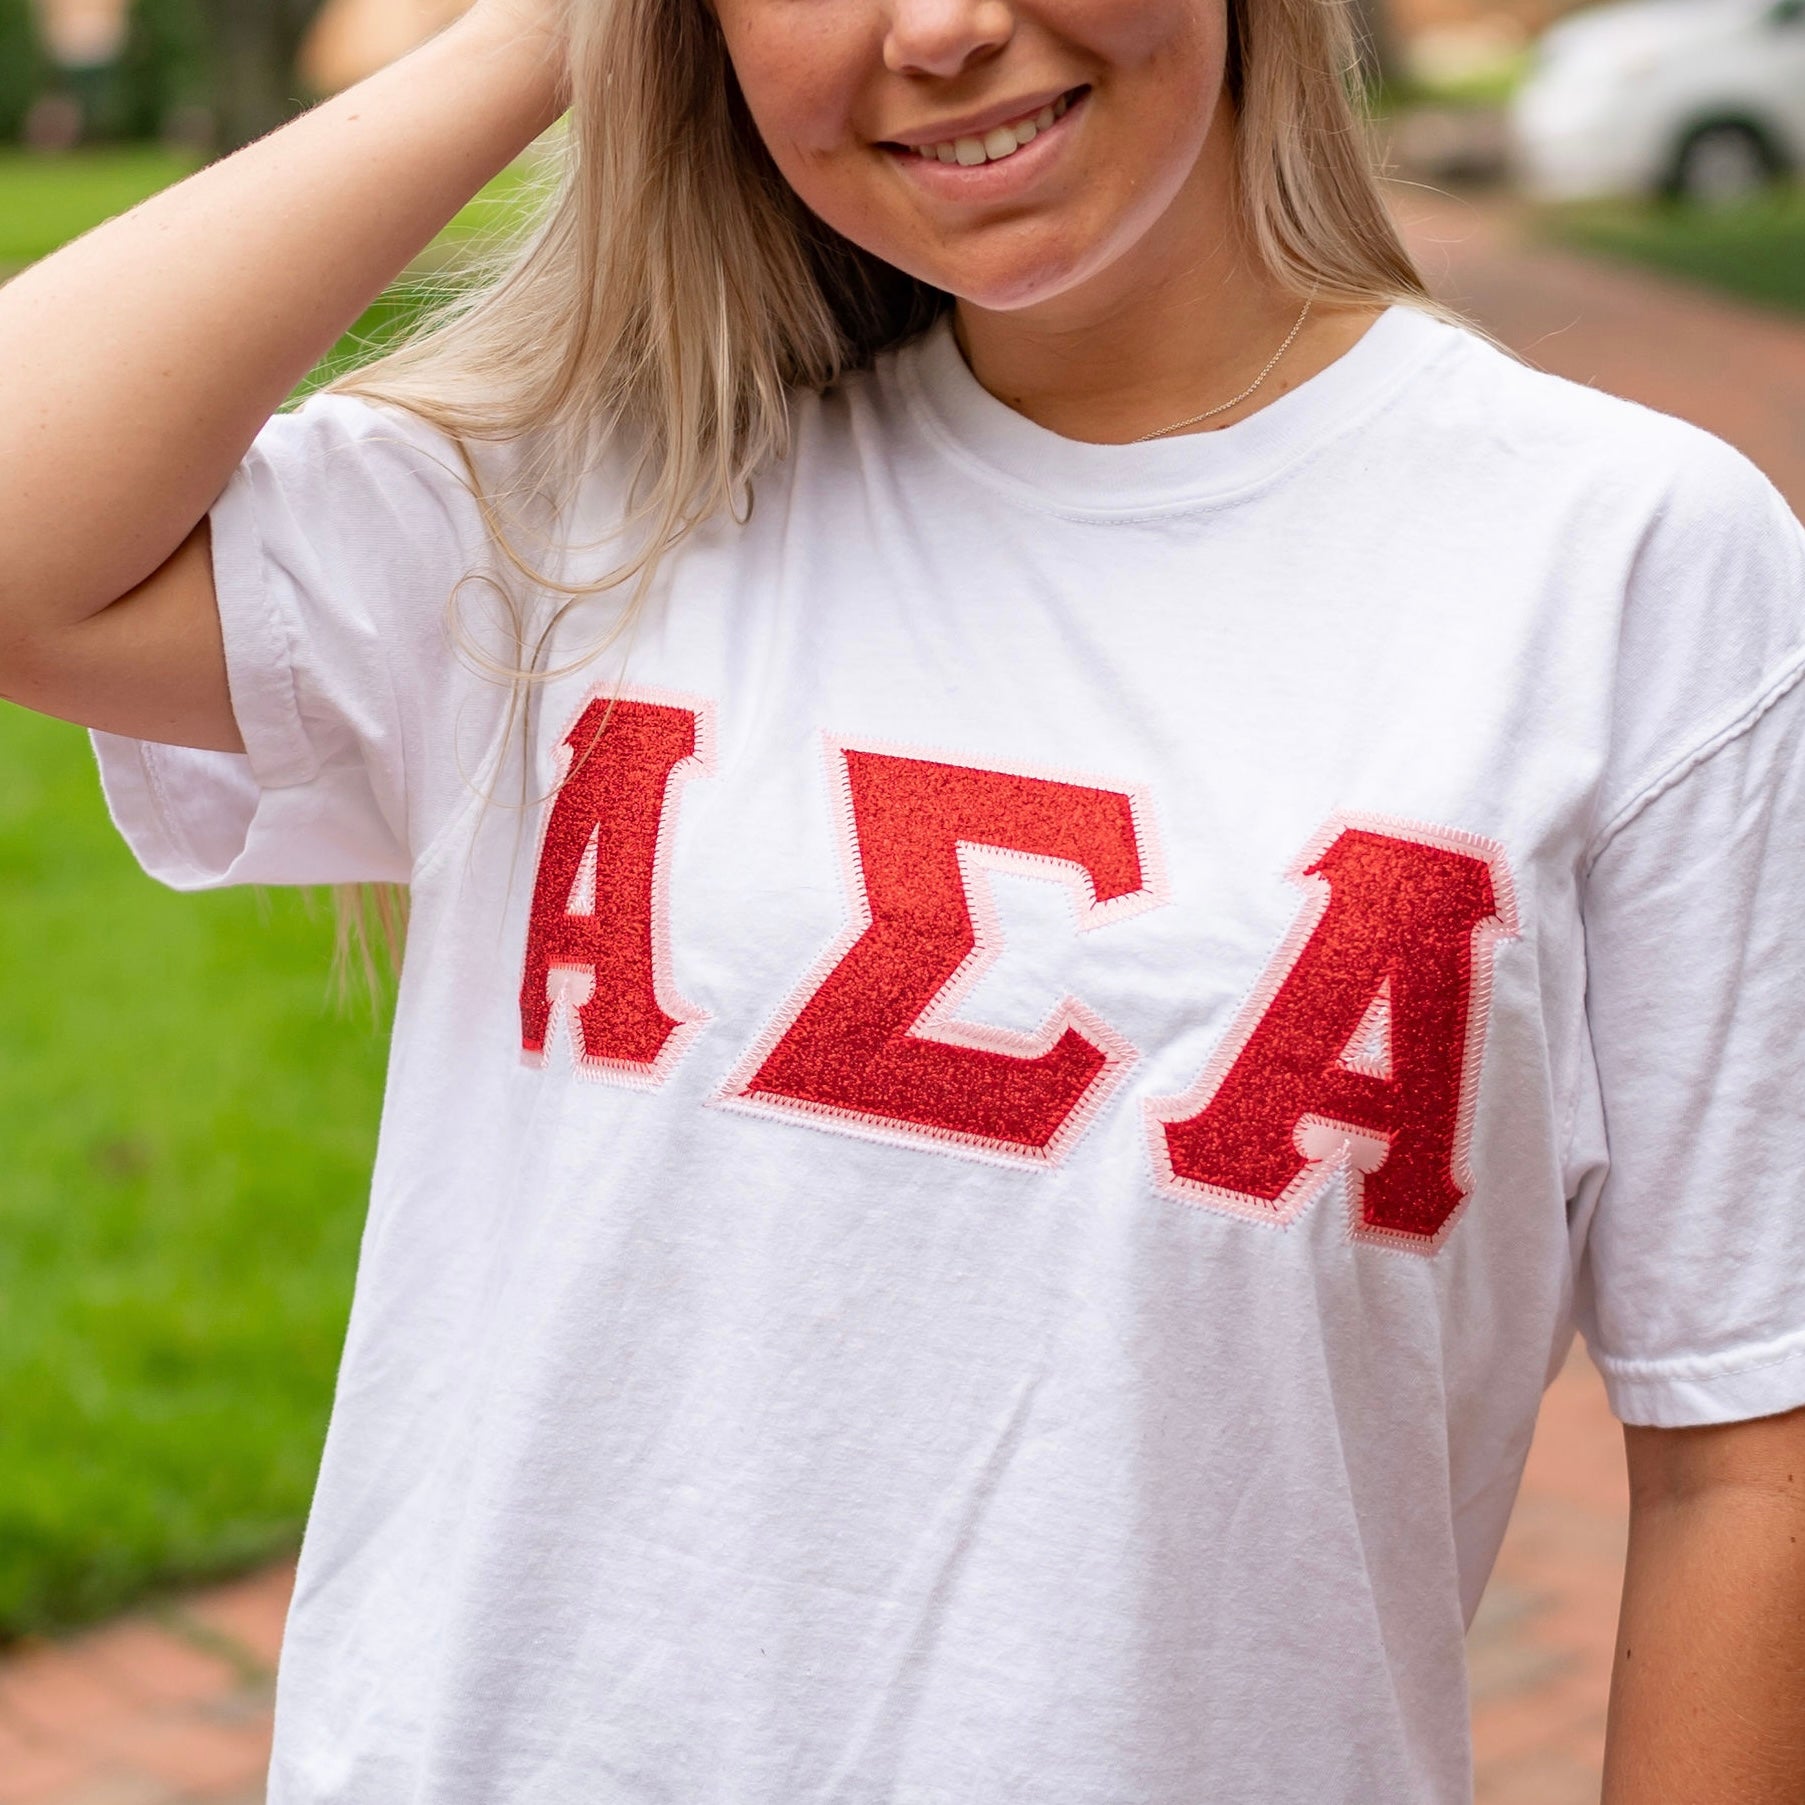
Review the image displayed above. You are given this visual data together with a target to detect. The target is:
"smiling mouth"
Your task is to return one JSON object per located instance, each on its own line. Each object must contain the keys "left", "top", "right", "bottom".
{"left": 888, "top": 88, "right": 1085, "bottom": 168}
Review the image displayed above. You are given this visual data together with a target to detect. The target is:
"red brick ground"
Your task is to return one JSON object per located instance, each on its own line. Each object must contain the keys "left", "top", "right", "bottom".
{"left": 4, "top": 195, "right": 1799, "bottom": 1805}
{"left": 0, "top": 1562, "right": 289, "bottom": 1805}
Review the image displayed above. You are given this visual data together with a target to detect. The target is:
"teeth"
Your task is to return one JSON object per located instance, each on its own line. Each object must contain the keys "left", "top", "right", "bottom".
{"left": 915, "top": 94, "right": 1073, "bottom": 166}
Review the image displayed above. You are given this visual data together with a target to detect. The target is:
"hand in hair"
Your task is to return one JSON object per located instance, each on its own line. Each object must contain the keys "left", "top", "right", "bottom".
{"left": 0, "top": 2, "right": 566, "bottom": 750}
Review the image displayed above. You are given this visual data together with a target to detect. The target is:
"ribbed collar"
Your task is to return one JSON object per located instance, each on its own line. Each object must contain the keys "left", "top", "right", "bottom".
{"left": 887, "top": 304, "right": 1461, "bottom": 519}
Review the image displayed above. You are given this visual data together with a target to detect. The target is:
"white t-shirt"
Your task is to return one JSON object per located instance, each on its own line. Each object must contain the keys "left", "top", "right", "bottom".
{"left": 95, "top": 306, "right": 1805, "bottom": 1804}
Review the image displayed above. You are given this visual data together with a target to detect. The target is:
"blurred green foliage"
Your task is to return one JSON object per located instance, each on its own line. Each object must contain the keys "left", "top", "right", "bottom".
{"left": 107, "top": 0, "right": 211, "bottom": 142}
{"left": 1, "top": 0, "right": 314, "bottom": 149}
{"left": 1545, "top": 189, "right": 1805, "bottom": 316}
{"left": 0, "top": 0, "right": 48, "bottom": 141}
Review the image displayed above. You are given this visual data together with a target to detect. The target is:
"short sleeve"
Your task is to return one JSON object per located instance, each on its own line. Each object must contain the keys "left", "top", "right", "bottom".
{"left": 1572, "top": 451, "right": 1805, "bottom": 1427}
{"left": 92, "top": 394, "right": 499, "bottom": 890}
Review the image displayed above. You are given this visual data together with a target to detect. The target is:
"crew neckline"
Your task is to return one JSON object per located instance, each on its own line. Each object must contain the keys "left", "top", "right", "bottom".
{"left": 890, "top": 304, "right": 1462, "bottom": 518}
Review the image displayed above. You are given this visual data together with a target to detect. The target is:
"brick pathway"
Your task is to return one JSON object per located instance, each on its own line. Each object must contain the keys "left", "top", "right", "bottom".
{"left": 5, "top": 195, "right": 1801, "bottom": 1805}
{"left": 0, "top": 1563, "right": 289, "bottom": 1804}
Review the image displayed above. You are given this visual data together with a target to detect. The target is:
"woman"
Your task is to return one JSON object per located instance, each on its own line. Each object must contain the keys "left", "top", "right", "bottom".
{"left": 0, "top": 0, "right": 1800, "bottom": 1794}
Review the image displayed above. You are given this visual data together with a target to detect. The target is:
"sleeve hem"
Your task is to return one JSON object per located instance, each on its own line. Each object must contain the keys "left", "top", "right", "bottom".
{"left": 82, "top": 442, "right": 334, "bottom": 893}
{"left": 88, "top": 733, "right": 201, "bottom": 887}
{"left": 1592, "top": 1325, "right": 1805, "bottom": 1427}
{"left": 210, "top": 442, "right": 321, "bottom": 793}
{"left": 88, "top": 729, "right": 271, "bottom": 891}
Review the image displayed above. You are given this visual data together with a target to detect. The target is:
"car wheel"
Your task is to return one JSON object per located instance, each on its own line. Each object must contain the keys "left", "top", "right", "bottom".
{"left": 1670, "top": 122, "right": 1783, "bottom": 206}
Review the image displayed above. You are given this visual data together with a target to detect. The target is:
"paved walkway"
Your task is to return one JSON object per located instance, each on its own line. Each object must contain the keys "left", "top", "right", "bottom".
{"left": 4, "top": 194, "right": 1801, "bottom": 1805}
{"left": 0, "top": 1563, "right": 288, "bottom": 1804}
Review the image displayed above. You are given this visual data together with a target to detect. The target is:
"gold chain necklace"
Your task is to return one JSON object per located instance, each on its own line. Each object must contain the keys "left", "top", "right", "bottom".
{"left": 1127, "top": 295, "right": 1315, "bottom": 444}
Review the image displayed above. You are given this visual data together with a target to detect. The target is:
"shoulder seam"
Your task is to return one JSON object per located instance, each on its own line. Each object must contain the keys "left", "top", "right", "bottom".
{"left": 1584, "top": 644, "right": 1805, "bottom": 871}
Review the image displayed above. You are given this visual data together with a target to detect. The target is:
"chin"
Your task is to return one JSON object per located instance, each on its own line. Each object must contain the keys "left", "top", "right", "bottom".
{"left": 914, "top": 234, "right": 1110, "bottom": 316}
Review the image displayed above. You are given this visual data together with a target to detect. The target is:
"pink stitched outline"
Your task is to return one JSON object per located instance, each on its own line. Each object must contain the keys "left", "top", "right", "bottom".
{"left": 520, "top": 682, "right": 717, "bottom": 1092}
{"left": 1143, "top": 811, "right": 1519, "bottom": 1255}
{"left": 712, "top": 732, "right": 1169, "bottom": 1169}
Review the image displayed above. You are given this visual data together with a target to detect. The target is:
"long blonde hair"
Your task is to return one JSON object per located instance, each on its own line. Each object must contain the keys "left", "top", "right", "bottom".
{"left": 327, "top": 0, "right": 1432, "bottom": 980}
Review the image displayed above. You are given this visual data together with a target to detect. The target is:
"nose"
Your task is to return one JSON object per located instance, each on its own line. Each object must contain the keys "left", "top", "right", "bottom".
{"left": 882, "top": 0, "right": 1014, "bottom": 79}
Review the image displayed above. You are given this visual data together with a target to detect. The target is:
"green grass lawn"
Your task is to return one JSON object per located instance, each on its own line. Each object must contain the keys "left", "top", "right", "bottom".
{"left": 0, "top": 142, "right": 544, "bottom": 274}
{"left": 0, "top": 147, "right": 543, "bottom": 1641}
{"left": 0, "top": 146, "right": 201, "bottom": 269}
{"left": 0, "top": 706, "right": 389, "bottom": 1638}
{"left": 1544, "top": 187, "right": 1805, "bottom": 317}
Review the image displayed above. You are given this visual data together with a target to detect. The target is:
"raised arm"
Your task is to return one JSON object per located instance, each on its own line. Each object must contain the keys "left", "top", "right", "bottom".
{"left": 1603, "top": 1406, "right": 1805, "bottom": 1803}
{"left": 0, "top": 0, "right": 565, "bottom": 750}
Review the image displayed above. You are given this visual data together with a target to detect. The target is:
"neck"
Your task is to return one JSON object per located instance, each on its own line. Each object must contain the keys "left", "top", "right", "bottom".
{"left": 951, "top": 115, "right": 1378, "bottom": 445}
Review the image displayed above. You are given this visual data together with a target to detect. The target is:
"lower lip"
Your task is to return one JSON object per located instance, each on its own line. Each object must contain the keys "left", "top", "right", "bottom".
{"left": 887, "top": 89, "right": 1087, "bottom": 200}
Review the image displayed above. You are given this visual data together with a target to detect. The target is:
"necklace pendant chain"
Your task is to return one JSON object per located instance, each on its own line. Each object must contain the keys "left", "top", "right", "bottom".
{"left": 1128, "top": 295, "right": 1316, "bottom": 445}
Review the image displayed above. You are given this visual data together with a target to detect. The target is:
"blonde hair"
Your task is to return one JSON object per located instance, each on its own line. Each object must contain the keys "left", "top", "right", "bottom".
{"left": 327, "top": 0, "right": 1432, "bottom": 980}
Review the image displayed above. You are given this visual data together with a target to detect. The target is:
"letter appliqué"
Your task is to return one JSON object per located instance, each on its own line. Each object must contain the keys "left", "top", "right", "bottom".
{"left": 1145, "top": 816, "right": 1518, "bottom": 1251}
{"left": 519, "top": 689, "right": 714, "bottom": 1086}
{"left": 720, "top": 742, "right": 1166, "bottom": 1166}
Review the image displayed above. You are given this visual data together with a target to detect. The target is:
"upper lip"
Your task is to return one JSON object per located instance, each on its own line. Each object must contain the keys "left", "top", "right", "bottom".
{"left": 883, "top": 85, "right": 1077, "bottom": 148}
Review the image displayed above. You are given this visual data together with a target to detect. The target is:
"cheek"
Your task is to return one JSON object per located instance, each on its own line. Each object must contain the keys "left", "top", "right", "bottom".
{"left": 723, "top": 21, "right": 904, "bottom": 260}
{"left": 718, "top": 0, "right": 1234, "bottom": 306}
{"left": 1056, "top": 0, "right": 1227, "bottom": 138}
{"left": 720, "top": 13, "right": 870, "bottom": 165}
{"left": 1090, "top": 2, "right": 1203, "bottom": 64}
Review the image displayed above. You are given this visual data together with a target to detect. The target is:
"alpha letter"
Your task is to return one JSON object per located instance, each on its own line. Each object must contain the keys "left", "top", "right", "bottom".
{"left": 1146, "top": 818, "right": 1517, "bottom": 1247}
{"left": 520, "top": 691, "right": 712, "bottom": 1084}
{"left": 722, "top": 746, "right": 1162, "bottom": 1164}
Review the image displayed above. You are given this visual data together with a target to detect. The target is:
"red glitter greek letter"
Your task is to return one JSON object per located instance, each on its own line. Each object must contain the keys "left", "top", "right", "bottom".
{"left": 1146, "top": 816, "right": 1517, "bottom": 1250}
{"left": 520, "top": 689, "right": 714, "bottom": 1086}
{"left": 721, "top": 742, "right": 1165, "bottom": 1166}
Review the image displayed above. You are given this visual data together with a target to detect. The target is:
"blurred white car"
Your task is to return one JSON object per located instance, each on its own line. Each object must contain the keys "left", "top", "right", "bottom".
{"left": 1511, "top": 0, "right": 1805, "bottom": 202}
